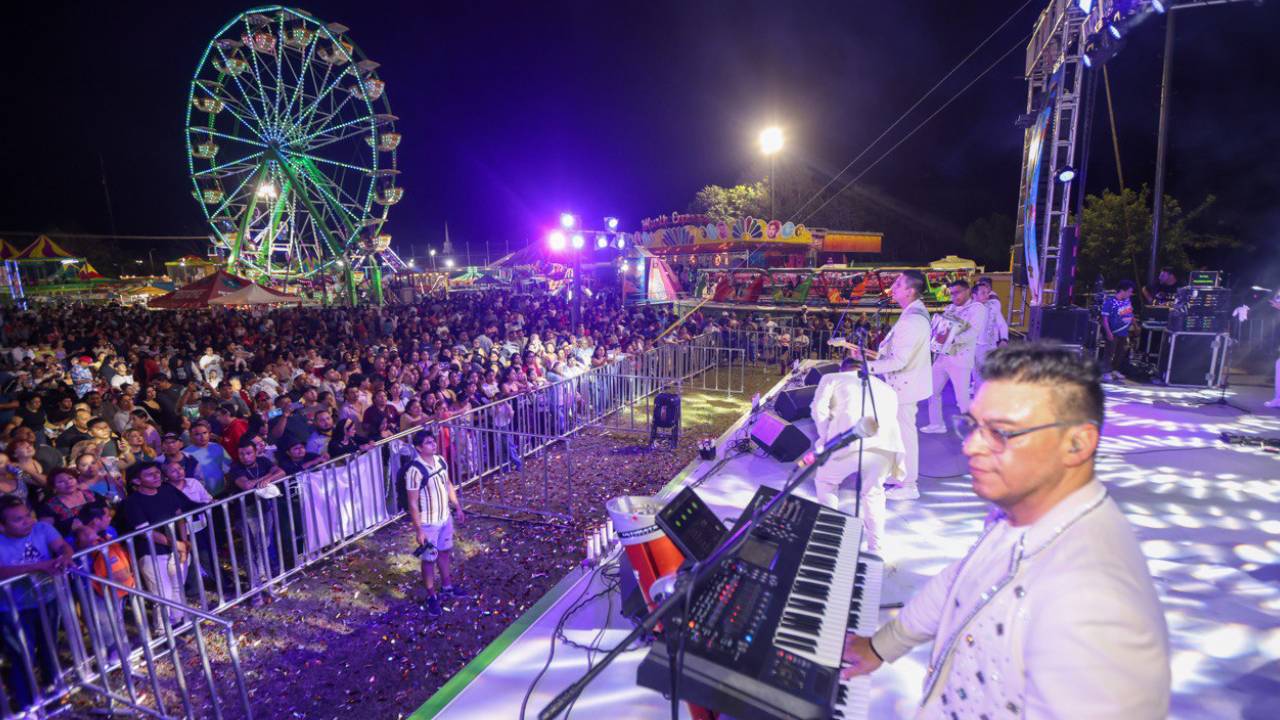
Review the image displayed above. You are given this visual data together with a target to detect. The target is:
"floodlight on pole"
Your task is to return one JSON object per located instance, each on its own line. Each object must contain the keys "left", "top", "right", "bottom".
{"left": 759, "top": 127, "right": 784, "bottom": 155}
{"left": 1057, "top": 166, "right": 1077, "bottom": 183}
{"left": 444, "top": 258, "right": 455, "bottom": 269}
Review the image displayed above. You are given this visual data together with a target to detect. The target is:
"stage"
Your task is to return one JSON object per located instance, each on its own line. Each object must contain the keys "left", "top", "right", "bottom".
{"left": 411, "top": 364, "right": 1280, "bottom": 720}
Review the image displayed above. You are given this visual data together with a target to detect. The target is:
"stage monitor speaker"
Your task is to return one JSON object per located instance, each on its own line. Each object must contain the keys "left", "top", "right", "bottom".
{"left": 749, "top": 412, "right": 810, "bottom": 462}
{"left": 774, "top": 385, "right": 818, "bottom": 422}
{"left": 803, "top": 362, "right": 841, "bottom": 387}
{"left": 1029, "top": 305, "right": 1091, "bottom": 345}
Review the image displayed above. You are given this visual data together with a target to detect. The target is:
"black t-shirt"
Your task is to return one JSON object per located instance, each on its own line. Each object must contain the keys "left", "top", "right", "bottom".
{"left": 117, "top": 484, "right": 200, "bottom": 556}
{"left": 154, "top": 388, "right": 183, "bottom": 433}
{"left": 228, "top": 457, "right": 278, "bottom": 492}
{"left": 278, "top": 452, "right": 320, "bottom": 476}
{"left": 15, "top": 405, "right": 47, "bottom": 435}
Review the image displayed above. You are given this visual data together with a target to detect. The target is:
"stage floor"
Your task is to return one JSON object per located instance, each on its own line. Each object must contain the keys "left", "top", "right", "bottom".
{"left": 413, "top": 369, "right": 1280, "bottom": 720}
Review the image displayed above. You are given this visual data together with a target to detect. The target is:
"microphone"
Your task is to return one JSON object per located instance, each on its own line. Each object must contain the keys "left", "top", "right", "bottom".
{"left": 797, "top": 417, "right": 879, "bottom": 467}
{"left": 876, "top": 294, "right": 892, "bottom": 307}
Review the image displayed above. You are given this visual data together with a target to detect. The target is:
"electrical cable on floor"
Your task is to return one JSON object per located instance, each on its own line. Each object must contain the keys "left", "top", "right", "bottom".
{"left": 519, "top": 562, "right": 608, "bottom": 720}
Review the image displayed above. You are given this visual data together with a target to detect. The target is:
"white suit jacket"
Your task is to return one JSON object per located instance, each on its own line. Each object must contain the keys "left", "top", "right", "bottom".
{"left": 810, "top": 371, "right": 905, "bottom": 480}
{"left": 872, "top": 480, "right": 1170, "bottom": 719}
{"left": 867, "top": 299, "right": 932, "bottom": 403}
{"left": 978, "top": 296, "right": 1010, "bottom": 346}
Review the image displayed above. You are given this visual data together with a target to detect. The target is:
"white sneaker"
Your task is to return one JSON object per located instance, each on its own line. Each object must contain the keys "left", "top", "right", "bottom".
{"left": 1264, "top": 398, "right": 1280, "bottom": 409}
{"left": 886, "top": 485, "right": 920, "bottom": 501}
{"left": 920, "top": 424, "right": 947, "bottom": 434}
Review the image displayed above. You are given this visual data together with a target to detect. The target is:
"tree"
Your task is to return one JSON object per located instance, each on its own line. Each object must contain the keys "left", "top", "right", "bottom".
{"left": 689, "top": 181, "right": 769, "bottom": 222}
{"left": 1078, "top": 185, "right": 1239, "bottom": 287}
{"left": 961, "top": 213, "right": 1015, "bottom": 269}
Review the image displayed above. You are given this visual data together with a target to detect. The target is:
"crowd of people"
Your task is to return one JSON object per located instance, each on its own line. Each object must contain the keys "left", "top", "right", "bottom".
{"left": 0, "top": 288, "right": 706, "bottom": 711}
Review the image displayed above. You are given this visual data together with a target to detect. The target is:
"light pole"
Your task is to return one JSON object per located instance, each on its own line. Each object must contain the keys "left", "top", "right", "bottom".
{"left": 429, "top": 247, "right": 437, "bottom": 270}
{"left": 759, "top": 126, "right": 784, "bottom": 219}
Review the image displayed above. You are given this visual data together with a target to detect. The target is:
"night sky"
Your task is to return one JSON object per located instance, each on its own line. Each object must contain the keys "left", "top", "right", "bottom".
{"left": 2, "top": 1, "right": 1277, "bottom": 278}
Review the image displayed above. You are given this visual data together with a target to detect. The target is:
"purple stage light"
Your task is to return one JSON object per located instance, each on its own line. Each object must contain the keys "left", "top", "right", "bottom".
{"left": 548, "top": 230, "right": 567, "bottom": 251}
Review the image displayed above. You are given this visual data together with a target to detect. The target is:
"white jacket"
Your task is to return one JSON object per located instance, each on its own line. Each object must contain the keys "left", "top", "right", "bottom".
{"left": 978, "top": 296, "right": 1010, "bottom": 347}
{"left": 810, "top": 371, "right": 905, "bottom": 481}
{"left": 867, "top": 300, "right": 932, "bottom": 403}
{"left": 872, "top": 480, "right": 1170, "bottom": 719}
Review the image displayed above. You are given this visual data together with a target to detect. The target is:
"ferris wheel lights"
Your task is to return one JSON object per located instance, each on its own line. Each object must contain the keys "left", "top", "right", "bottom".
{"left": 256, "top": 183, "right": 278, "bottom": 199}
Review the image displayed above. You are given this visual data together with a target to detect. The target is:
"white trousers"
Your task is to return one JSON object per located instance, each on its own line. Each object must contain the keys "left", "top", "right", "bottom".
{"left": 973, "top": 343, "right": 997, "bottom": 388}
{"left": 927, "top": 354, "right": 974, "bottom": 427}
{"left": 898, "top": 401, "right": 919, "bottom": 488}
{"left": 139, "top": 552, "right": 188, "bottom": 626}
{"left": 815, "top": 450, "right": 891, "bottom": 553}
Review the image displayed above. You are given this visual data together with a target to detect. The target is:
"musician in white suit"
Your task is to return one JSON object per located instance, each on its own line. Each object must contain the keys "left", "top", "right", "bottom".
{"left": 971, "top": 277, "right": 1008, "bottom": 388}
{"left": 922, "top": 279, "right": 986, "bottom": 434}
{"left": 848, "top": 270, "right": 932, "bottom": 501}
{"left": 810, "top": 357, "right": 904, "bottom": 553}
{"left": 842, "top": 344, "right": 1170, "bottom": 719}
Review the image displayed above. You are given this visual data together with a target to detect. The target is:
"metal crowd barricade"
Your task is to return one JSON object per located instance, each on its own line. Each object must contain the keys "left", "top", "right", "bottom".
{"left": 0, "top": 563, "right": 251, "bottom": 719}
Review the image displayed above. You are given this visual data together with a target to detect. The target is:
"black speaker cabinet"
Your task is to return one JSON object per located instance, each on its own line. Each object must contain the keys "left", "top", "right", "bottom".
{"left": 749, "top": 412, "right": 811, "bottom": 462}
{"left": 1029, "top": 305, "right": 1091, "bottom": 345}
{"left": 803, "top": 362, "right": 841, "bottom": 387}
{"left": 774, "top": 385, "right": 818, "bottom": 422}
{"left": 1158, "top": 332, "right": 1227, "bottom": 388}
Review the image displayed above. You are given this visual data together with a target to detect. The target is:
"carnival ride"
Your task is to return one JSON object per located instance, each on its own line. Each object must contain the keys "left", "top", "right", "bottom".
{"left": 185, "top": 6, "right": 407, "bottom": 304}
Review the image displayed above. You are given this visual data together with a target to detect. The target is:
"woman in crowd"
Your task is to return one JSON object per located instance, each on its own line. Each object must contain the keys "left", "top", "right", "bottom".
{"left": 39, "top": 467, "right": 97, "bottom": 534}
{"left": 0, "top": 452, "right": 31, "bottom": 506}
{"left": 6, "top": 439, "right": 47, "bottom": 495}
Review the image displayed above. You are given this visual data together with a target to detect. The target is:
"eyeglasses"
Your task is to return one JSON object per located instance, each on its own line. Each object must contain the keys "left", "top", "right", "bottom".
{"left": 952, "top": 413, "right": 1096, "bottom": 452}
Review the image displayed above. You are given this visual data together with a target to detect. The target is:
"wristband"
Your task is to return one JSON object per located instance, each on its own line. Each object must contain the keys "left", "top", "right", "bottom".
{"left": 867, "top": 636, "right": 885, "bottom": 663}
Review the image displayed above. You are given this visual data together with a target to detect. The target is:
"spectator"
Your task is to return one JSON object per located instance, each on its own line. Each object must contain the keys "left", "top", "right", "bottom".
{"left": 6, "top": 439, "right": 47, "bottom": 496}
{"left": 161, "top": 460, "right": 216, "bottom": 601}
{"left": 37, "top": 467, "right": 96, "bottom": 535}
{"left": 403, "top": 429, "right": 467, "bottom": 618}
{"left": 74, "top": 452, "right": 126, "bottom": 504}
{"left": 306, "top": 409, "right": 335, "bottom": 456}
{"left": 53, "top": 402, "right": 94, "bottom": 457}
{"left": 216, "top": 405, "right": 249, "bottom": 452}
{"left": 327, "top": 418, "right": 368, "bottom": 459}
{"left": 227, "top": 438, "right": 286, "bottom": 602}
{"left": 0, "top": 496, "right": 73, "bottom": 712}
{"left": 184, "top": 420, "right": 230, "bottom": 497}
{"left": 73, "top": 504, "right": 133, "bottom": 662}
{"left": 0, "top": 452, "right": 31, "bottom": 506}
{"left": 116, "top": 462, "right": 198, "bottom": 624}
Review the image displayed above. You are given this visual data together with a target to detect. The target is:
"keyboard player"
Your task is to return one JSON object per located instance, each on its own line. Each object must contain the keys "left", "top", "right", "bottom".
{"left": 840, "top": 344, "right": 1170, "bottom": 718}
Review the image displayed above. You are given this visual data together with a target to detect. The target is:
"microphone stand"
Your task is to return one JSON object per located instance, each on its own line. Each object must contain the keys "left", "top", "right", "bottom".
{"left": 852, "top": 330, "right": 880, "bottom": 519}
{"left": 538, "top": 422, "right": 877, "bottom": 720}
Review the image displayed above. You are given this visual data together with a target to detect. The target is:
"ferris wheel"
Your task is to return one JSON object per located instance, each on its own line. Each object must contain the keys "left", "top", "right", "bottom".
{"left": 185, "top": 6, "right": 406, "bottom": 303}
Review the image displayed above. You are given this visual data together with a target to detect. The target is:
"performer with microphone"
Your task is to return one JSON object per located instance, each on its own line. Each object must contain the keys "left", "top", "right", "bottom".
{"left": 841, "top": 344, "right": 1170, "bottom": 718}
{"left": 845, "top": 270, "right": 932, "bottom": 501}
{"left": 810, "top": 356, "right": 904, "bottom": 553}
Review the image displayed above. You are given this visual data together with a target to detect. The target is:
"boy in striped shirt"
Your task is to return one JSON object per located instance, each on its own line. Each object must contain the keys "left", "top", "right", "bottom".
{"left": 404, "top": 429, "right": 467, "bottom": 617}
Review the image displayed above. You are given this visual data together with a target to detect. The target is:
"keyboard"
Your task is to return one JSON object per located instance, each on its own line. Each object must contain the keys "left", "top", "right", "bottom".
{"left": 637, "top": 487, "right": 882, "bottom": 720}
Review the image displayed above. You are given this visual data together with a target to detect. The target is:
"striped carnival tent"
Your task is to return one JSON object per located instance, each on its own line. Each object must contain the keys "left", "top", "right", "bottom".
{"left": 14, "top": 235, "right": 79, "bottom": 261}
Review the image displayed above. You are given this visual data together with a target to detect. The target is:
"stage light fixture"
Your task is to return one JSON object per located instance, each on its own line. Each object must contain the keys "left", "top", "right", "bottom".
{"left": 621, "top": 261, "right": 630, "bottom": 273}
{"left": 560, "top": 212, "right": 576, "bottom": 229}
{"left": 571, "top": 233, "right": 585, "bottom": 250}
{"left": 1057, "top": 166, "right": 1077, "bottom": 183}
{"left": 615, "top": 236, "right": 625, "bottom": 250}
{"left": 1152, "top": 0, "right": 1166, "bottom": 12}
{"left": 548, "top": 230, "right": 567, "bottom": 251}
{"left": 605, "top": 216, "right": 619, "bottom": 231}
{"left": 596, "top": 235, "right": 608, "bottom": 249}
{"left": 1108, "top": 24, "right": 1122, "bottom": 39}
